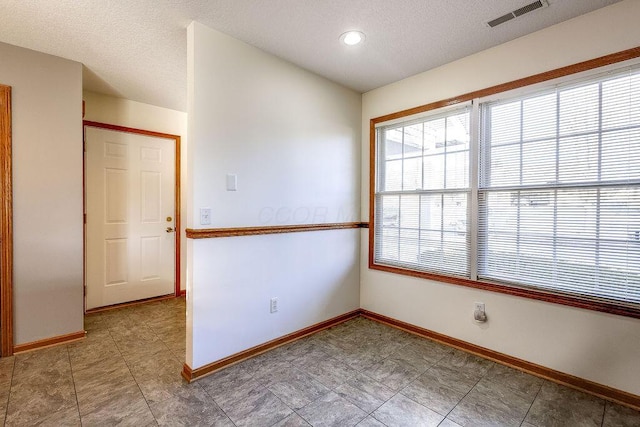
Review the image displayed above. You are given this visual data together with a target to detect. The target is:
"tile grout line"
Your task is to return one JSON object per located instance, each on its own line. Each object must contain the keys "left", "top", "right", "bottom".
{"left": 65, "top": 344, "right": 83, "bottom": 426}
{"left": 110, "top": 310, "right": 160, "bottom": 426}
{"left": 198, "top": 378, "right": 239, "bottom": 426}
{"left": 333, "top": 331, "right": 440, "bottom": 426}
{"left": 365, "top": 339, "right": 449, "bottom": 422}
{"left": 440, "top": 363, "right": 492, "bottom": 424}
{"left": 2, "top": 355, "right": 15, "bottom": 427}
{"left": 311, "top": 322, "right": 421, "bottom": 426}
{"left": 519, "top": 381, "right": 543, "bottom": 427}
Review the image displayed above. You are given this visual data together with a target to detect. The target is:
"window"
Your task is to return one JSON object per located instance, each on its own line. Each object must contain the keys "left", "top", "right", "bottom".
{"left": 374, "top": 107, "right": 471, "bottom": 277}
{"left": 479, "top": 70, "right": 640, "bottom": 306}
{"left": 371, "top": 52, "right": 640, "bottom": 315}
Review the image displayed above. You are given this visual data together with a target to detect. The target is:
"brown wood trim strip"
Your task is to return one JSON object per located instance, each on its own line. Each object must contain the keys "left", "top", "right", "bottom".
{"left": 361, "top": 309, "right": 640, "bottom": 411}
{"left": 186, "top": 222, "right": 366, "bottom": 239}
{"left": 369, "top": 264, "right": 640, "bottom": 319}
{"left": 371, "top": 47, "right": 640, "bottom": 125}
{"left": 181, "top": 309, "right": 361, "bottom": 382}
{"left": 0, "top": 85, "right": 13, "bottom": 357}
{"left": 13, "top": 331, "right": 86, "bottom": 354}
{"left": 368, "top": 46, "right": 640, "bottom": 320}
{"left": 369, "top": 120, "right": 376, "bottom": 269}
{"left": 83, "top": 121, "right": 182, "bottom": 298}
{"left": 181, "top": 364, "right": 193, "bottom": 383}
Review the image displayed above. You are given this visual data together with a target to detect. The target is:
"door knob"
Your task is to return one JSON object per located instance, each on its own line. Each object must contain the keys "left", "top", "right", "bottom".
{"left": 166, "top": 227, "right": 175, "bottom": 233}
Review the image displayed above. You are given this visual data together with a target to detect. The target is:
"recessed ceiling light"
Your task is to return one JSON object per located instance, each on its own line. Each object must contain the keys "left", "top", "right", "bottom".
{"left": 340, "top": 31, "right": 365, "bottom": 46}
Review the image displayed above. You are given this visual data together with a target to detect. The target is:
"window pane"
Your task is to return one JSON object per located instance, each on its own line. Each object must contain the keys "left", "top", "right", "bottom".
{"left": 446, "top": 151, "right": 469, "bottom": 189}
{"left": 418, "top": 193, "right": 468, "bottom": 276}
{"left": 384, "top": 128, "right": 403, "bottom": 160}
{"left": 423, "top": 154, "right": 445, "bottom": 189}
{"left": 420, "top": 194, "right": 442, "bottom": 231}
{"left": 424, "top": 117, "right": 445, "bottom": 152}
{"left": 558, "top": 134, "right": 599, "bottom": 183}
{"left": 399, "top": 195, "right": 419, "bottom": 229}
{"left": 556, "top": 189, "right": 597, "bottom": 239}
{"left": 404, "top": 124, "right": 423, "bottom": 156}
{"left": 380, "top": 194, "right": 399, "bottom": 228}
{"left": 443, "top": 193, "right": 467, "bottom": 235}
{"left": 376, "top": 106, "right": 471, "bottom": 278}
{"left": 559, "top": 83, "right": 599, "bottom": 135}
{"left": 490, "top": 101, "right": 520, "bottom": 145}
{"left": 384, "top": 159, "right": 402, "bottom": 191}
{"left": 601, "top": 128, "right": 640, "bottom": 181}
{"left": 602, "top": 72, "right": 640, "bottom": 130}
{"left": 486, "top": 144, "right": 519, "bottom": 187}
{"left": 403, "top": 157, "right": 422, "bottom": 190}
{"left": 523, "top": 92, "right": 556, "bottom": 141}
{"left": 399, "top": 229, "right": 420, "bottom": 265}
{"left": 446, "top": 112, "right": 470, "bottom": 152}
{"left": 379, "top": 227, "right": 399, "bottom": 262}
{"left": 522, "top": 139, "right": 556, "bottom": 185}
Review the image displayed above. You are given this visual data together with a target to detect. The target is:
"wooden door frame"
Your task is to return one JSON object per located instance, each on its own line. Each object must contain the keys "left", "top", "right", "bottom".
{"left": 83, "top": 121, "right": 182, "bottom": 308}
{"left": 0, "top": 85, "right": 13, "bottom": 356}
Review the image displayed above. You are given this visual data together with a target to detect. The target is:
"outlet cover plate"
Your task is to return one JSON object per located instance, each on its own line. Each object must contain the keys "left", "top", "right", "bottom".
{"left": 200, "top": 207, "right": 212, "bottom": 225}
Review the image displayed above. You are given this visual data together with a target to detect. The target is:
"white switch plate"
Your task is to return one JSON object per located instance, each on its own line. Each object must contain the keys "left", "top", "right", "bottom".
{"left": 200, "top": 207, "right": 212, "bottom": 225}
{"left": 226, "top": 174, "right": 237, "bottom": 191}
{"left": 270, "top": 297, "right": 278, "bottom": 313}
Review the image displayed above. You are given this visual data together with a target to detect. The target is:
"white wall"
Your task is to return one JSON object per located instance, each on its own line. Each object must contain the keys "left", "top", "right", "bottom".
{"left": 187, "top": 22, "right": 362, "bottom": 369}
{"left": 83, "top": 91, "right": 188, "bottom": 291}
{"left": 361, "top": 0, "right": 640, "bottom": 396}
{"left": 0, "top": 42, "right": 83, "bottom": 345}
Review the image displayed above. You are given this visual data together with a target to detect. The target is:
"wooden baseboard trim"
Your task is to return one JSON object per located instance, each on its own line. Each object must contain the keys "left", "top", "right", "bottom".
{"left": 182, "top": 309, "right": 361, "bottom": 382}
{"left": 361, "top": 309, "right": 640, "bottom": 411}
{"left": 14, "top": 330, "right": 86, "bottom": 354}
{"left": 180, "top": 289, "right": 186, "bottom": 297}
{"left": 85, "top": 293, "right": 176, "bottom": 314}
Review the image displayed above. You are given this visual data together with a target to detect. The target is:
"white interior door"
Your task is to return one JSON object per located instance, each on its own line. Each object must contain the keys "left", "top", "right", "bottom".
{"left": 85, "top": 127, "right": 175, "bottom": 310}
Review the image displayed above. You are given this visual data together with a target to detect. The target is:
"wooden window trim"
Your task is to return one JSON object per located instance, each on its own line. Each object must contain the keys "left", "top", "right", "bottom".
{"left": 368, "top": 46, "right": 640, "bottom": 320}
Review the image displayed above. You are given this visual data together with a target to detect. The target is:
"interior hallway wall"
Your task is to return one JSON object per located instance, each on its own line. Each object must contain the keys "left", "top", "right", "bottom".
{"left": 0, "top": 41, "right": 83, "bottom": 345}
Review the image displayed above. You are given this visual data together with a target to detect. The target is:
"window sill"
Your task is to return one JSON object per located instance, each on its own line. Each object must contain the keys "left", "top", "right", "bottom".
{"left": 368, "top": 261, "right": 640, "bottom": 319}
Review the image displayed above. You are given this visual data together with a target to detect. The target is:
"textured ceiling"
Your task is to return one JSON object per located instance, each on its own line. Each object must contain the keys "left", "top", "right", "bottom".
{"left": 0, "top": 0, "right": 621, "bottom": 112}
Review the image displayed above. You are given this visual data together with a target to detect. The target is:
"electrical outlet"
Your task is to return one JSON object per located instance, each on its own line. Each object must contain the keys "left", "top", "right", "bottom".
{"left": 200, "top": 207, "right": 211, "bottom": 225}
{"left": 474, "top": 302, "right": 487, "bottom": 323}
{"left": 270, "top": 297, "right": 278, "bottom": 313}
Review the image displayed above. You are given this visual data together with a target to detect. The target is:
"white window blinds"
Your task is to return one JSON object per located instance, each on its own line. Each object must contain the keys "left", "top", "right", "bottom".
{"left": 375, "top": 107, "right": 471, "bottom": 277}
{"left": 478, "top": 68, "right": 640, "bottom": 306}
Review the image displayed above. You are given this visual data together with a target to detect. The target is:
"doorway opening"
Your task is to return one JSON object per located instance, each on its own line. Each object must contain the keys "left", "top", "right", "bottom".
{"left": 83, "top": 121, "right": 181, "bottom": 311}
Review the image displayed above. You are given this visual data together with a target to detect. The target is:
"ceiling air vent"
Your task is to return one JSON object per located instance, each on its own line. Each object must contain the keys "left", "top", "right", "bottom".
{"left": 487, "top": 0, "right": 548, "bottom": 28}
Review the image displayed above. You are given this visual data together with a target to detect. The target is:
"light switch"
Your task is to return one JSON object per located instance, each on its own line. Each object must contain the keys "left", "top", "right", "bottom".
{"left": 226, "top": 174, "right": 237, "bottom": 191}
{"left": 200, "top": 207, "right": 211, "bottom": 225}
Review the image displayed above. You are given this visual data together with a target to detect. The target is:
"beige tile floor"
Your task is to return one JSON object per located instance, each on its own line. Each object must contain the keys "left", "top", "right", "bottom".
{"left": 0, "top": 296, "right": 638, "bottom": 426}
